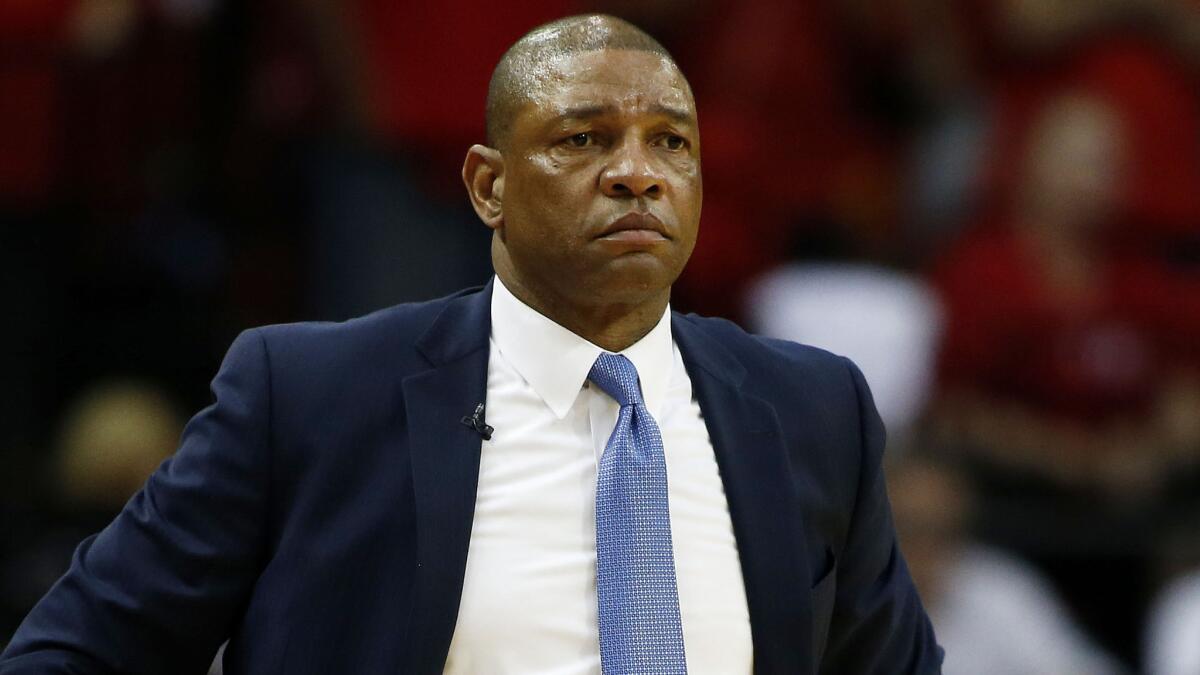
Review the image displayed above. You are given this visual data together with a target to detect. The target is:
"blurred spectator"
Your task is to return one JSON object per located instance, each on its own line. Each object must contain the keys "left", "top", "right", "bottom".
{"left": 1, "top": 379, "right": 181, "bottom": 641}
{"left": 53, "top": 379, "right": 181, "bottom": 510}
{"left": 890, "top": 456, "right": 1126, "bottom": 674}
{"left": 934, "top": 91, "right": 1195, "bottom": 498}
{"left": 888, "top": 0, "right": 1200, "bottom": 265}
{"left": 1144, "top": 508, "right": 1200, "bottom": 675}
{"left": 1145, "top": 570, "right": 1200, "bottom": 675}
{"left": 975, "top": 0, "right": 1200, "bottom": 246}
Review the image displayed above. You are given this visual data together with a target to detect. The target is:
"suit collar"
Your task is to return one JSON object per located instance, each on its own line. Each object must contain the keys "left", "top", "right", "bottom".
{"left": 414, "top": 280, "right": 494, "bottom": 367}
{"left": 669, "top": 314, "right": 747, "bottom": 390}
{"left": 490, "top": 275, "right": 675, "bottom": 420}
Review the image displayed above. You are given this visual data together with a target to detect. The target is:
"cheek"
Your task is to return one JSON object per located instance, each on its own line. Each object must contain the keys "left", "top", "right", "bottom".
{"left": 504, "top": 179, "right": 587, "bottom": 253}
{"left": 666, "top": 155, "right": 701, "bottom": 187}
{"left": 528, "top": 152, "right": 562, "bottom": 174}
{"left": 520, "top": 155, "right": 593, "bottom": 205}
{"left": 670, "top": 164, "right": 703, "bottom": 217}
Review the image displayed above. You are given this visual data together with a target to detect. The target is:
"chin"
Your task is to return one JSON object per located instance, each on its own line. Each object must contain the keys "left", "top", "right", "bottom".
{"left": 592, "top": 265, "right": 676, "bottom": 303}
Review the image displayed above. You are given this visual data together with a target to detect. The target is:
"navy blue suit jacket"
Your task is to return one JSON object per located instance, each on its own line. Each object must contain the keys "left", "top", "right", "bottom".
{"left": 2, "top": 282, "right": 941, "bottom": 674}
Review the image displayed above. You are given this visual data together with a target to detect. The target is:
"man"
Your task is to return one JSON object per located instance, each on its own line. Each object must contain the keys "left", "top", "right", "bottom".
{"left": 1, "top": 14, "right": 942, "bottom": 674}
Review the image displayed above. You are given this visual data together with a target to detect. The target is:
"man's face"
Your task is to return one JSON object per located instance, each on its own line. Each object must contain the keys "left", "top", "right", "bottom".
{"left": 496, "top": 48, "right": 701, "bottom": 308}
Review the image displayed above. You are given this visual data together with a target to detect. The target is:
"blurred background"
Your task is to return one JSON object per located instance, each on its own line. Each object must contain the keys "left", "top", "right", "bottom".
{"left": 2, "top": 0, "right": 1199, "bottom": 672}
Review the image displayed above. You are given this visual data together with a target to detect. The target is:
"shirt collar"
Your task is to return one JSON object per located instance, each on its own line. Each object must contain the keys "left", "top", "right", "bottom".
{"left": 490, "top": 275, "right": 674, "bottom": 420}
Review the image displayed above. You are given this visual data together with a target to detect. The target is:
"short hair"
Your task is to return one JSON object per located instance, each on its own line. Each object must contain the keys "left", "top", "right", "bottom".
{"left": 484, "top": 14, "right": 684, "bottom": 149}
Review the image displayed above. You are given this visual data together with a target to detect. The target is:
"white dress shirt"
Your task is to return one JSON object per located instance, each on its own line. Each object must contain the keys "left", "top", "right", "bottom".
{"left": 443, "top": 277, "right": 753, "bottom": 674}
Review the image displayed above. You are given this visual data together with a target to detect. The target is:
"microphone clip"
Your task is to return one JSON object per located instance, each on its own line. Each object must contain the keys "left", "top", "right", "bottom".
{"left": 460, "top": 403, "right": 494, "bottom": 440}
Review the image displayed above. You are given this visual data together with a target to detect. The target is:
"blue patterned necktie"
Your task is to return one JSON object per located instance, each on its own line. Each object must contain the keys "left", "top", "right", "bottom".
{"left": 589, "top": 352, "right": 688, "bottom": 674}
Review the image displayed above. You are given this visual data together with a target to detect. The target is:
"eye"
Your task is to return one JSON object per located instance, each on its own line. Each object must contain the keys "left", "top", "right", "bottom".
{"left": 663, "top": 134, "right": 686, "bottom": 151}
{"left": 566, "top": 132, "right": 593, "bottom": 148}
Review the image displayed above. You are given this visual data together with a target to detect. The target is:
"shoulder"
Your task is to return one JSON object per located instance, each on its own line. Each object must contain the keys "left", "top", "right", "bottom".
{"left": 673, "top": 312, "right": 863, "bottom": 402}
{"left": 245, "top": 285, "right": 484, "bottom": 375}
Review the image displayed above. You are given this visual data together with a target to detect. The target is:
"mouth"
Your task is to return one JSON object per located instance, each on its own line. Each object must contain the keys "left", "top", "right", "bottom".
{"left": 596, "top": 212, "right": 671, "bottom": 243}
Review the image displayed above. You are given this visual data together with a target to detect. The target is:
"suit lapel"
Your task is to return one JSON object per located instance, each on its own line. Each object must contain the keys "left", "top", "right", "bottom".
{"left": 401, "top": 282, "right": 493, "bottom": 674}
{"left": 672, "top": 315, "right": 815, "bottom": 674}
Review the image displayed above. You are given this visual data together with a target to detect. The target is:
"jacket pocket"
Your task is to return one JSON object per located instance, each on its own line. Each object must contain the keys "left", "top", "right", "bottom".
{"left": 810, "top": 547, "right": 837, "bottom": 666}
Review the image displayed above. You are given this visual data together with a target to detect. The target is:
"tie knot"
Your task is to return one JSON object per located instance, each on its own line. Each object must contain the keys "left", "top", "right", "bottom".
{"left": 589, "top": 353, "right": 643, "bottom": 408}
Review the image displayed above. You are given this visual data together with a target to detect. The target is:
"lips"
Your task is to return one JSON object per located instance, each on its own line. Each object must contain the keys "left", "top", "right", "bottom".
{"left": 597, "top": 212, "right": 670, "bottom": 242}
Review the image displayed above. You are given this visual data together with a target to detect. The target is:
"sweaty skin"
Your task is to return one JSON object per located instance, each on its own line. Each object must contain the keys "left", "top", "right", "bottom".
{"left": 464, "top": 47, "right": 702, "bottom": 352}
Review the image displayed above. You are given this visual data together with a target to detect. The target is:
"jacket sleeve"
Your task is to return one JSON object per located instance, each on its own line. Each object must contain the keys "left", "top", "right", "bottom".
{"left": 0, "top": 329, "right": 274, "bottom": 675}
{"left": 819, "top": 358, "right": 944, "bottom": 674}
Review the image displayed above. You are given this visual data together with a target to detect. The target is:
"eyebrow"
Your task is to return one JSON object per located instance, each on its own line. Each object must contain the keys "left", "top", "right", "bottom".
{"left": 556, "top": 102, "right": 694, "bottom": 125}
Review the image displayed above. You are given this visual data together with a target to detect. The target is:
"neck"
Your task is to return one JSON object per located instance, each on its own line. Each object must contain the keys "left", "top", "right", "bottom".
{"left": 495, "top": 268, "right": 669, "bottom": 353}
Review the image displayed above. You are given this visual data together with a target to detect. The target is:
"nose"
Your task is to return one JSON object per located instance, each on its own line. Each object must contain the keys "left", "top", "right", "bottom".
{"left": 600, "top": 138, "right": 664, "bottom": 199}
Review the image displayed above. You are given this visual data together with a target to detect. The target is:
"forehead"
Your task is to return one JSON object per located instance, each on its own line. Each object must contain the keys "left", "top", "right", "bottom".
{"left": 520, "top": 49, "right": 694, "bottom": 121}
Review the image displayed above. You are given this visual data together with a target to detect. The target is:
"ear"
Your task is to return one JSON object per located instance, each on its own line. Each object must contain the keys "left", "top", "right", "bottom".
{"left": 462, "top": 144, "right": 505, "bottom": 230}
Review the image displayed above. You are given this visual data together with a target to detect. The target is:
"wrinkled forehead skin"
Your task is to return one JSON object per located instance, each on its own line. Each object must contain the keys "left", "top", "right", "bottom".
{"left": 542, "top": 54, "right": 692, "bottom": 116}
